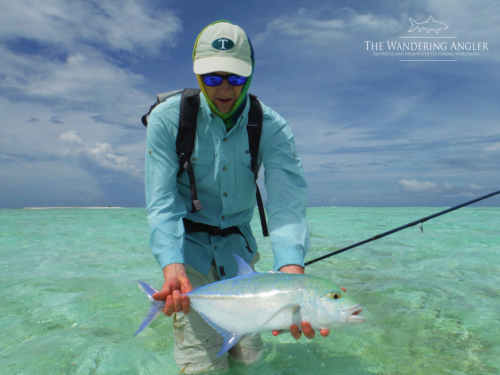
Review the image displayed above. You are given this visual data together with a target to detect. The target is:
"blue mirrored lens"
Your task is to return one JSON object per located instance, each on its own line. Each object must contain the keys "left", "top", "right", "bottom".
{"left": 203, "top": 76, "right": 223, "bottom": 87}
{"left": 227, "top": 75, "right": 247, "bottom": 86}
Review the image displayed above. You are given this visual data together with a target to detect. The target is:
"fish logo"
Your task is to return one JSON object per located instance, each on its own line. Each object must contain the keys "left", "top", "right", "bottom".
{"left": 408, "top": 16, "right": 448, "bottom": 33}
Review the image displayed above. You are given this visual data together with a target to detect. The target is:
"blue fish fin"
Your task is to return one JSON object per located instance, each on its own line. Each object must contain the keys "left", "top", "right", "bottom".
{"left": 134, "top": 302, "right": 163, "bottom": 336}
{"left": 196, "top": 309, "right": 242, "bottom": 356}
{"left": 259, "top": 303, "right": 301, "bottom": 330}
{"left": 232, "top": 254, "right": 255, "bottom": 277}
{"left": 134, "top": 281, "right": 163, "bottom": 336}
{"left": 136, "top": 280, "right": 159, "bottom": 302}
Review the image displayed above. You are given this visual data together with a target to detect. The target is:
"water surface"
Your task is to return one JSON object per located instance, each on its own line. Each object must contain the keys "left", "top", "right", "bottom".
{"left": 1, "top": 207, "right": 499, "bottom": 374}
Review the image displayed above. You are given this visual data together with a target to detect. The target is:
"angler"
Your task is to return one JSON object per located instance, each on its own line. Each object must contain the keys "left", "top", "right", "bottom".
{"left": 143, "top": 21, "right": 314, "bottom": 373}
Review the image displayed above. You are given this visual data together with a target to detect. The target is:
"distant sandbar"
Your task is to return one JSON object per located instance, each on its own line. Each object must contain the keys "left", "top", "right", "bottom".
{"left": 22, "top": 207, "right": 124, "bottom": 209}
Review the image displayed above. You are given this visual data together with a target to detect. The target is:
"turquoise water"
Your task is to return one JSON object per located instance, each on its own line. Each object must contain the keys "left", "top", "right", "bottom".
{"left": 1, "top": 207, "right": 499, "bottom": 374}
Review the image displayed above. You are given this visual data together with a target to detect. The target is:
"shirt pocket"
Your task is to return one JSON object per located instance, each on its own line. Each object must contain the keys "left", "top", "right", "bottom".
{"left": 237, "top": 152, "right": 255, "bottom": 188}
{"left": 190, "top": 149, "right": 215, "bottom": 188}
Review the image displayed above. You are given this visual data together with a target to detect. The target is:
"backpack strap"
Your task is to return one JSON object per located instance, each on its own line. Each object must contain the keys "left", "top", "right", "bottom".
{"left": 247, "top": 94, "right": 269, "bottom": 237}
{"left": 141, "top": 89, "right": 183, "bottom": 127}
{"left": 176, "top": 88, "right": 202, "bottom": 213}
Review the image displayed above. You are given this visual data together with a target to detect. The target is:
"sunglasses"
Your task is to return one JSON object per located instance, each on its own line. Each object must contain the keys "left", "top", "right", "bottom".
{"left": 202, "top": 73, "right": 247, "bottom": 87}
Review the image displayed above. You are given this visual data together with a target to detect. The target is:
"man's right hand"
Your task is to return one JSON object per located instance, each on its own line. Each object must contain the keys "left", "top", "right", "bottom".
{"left": 152, "top": 263, "right": 193, "bottom": 316}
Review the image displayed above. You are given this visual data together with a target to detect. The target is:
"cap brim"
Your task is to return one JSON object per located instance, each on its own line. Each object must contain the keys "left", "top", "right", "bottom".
{"left": 194, "top": 57, "right": 252, "bottom": 77}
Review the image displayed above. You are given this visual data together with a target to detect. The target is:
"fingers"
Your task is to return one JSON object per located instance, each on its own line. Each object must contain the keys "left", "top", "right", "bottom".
{"left": 181, "top": 295, "right": 191, "bottom": 314}
{"left": 179, "top": 277, "right": 193, "bottom": 294}
{"left": 301, "top": 322, "right": 315, "bottom": 339}
{"left": 320, "top": 329, "right": 330, "bottom": 337}
{"left": 272, "top": 330, "right": 282, "bottom": 336}
{"left": 290, "top": 324, "right": 302, "bottom": 340}
{"left": 173, "top": 290, "right": 182, "bottom": 313}
{"left": 155, "top": 277, "right": 192, "bottom": 316}
{"left": 165, "top": 295, "right": 174, "bottom": 316}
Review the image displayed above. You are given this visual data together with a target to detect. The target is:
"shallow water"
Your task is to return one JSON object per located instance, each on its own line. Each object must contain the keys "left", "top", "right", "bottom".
{"left": 0, "top": 207, "right": 499, "bottom": 374}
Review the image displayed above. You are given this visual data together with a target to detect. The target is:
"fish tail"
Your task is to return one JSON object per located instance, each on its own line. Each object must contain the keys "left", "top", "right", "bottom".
{"left": 408, "top": 18, "right": 419, "bottom": 32}
{"left": 134, "top": 280, "right": 164, "bottom": 336}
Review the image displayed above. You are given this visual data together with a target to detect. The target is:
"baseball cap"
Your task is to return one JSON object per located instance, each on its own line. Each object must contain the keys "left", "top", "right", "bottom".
{"left": 193, "top": 21, "right": 253, "bottom": 77}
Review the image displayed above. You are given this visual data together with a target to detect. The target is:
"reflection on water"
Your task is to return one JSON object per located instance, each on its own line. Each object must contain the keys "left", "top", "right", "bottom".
{"left": 0, "top": 208, "right": 499, "bottom": 374}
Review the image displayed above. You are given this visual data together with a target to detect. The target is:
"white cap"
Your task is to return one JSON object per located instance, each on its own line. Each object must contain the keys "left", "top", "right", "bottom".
{"left": 194, "top": 22, "right": 253, "bottom": 77}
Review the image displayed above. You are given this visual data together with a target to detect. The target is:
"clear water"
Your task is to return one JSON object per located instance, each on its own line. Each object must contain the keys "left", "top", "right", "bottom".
{"left": 1, "top": 207, "right": 499, "bottom": 374}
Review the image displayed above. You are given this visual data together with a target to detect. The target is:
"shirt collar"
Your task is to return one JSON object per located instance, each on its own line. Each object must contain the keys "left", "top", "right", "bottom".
{"left": 199, "top": 93, "right": 251, "bottom": 128}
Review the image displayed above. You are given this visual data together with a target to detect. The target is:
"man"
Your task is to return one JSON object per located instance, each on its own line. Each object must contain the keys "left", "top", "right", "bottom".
{"left": 145, "top": 21, "right": 329, "bottom": 373}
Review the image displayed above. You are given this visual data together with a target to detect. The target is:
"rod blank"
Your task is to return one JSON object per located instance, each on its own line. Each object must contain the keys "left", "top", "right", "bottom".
{"left": 305, "top": 189, "right": 500, "bottom": 266}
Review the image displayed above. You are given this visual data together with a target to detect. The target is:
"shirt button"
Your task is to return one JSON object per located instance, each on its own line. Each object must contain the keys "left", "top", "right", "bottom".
{"left": 223, "top": 192, "right": 228, "bottom": 197}
{"left": 223, "top": 137, "right": 227, "bottom": 142}
{"left": 192, "top": 157, "right": 197, "bottom": 161}
{"left": 214, "top": 245, "right": 218, "bottom": 250}
{"left": 222, "top": 166, "right": 227, "bottom": 171}
{"left": 221, "top": 216, "right": 225, "bottom": 220}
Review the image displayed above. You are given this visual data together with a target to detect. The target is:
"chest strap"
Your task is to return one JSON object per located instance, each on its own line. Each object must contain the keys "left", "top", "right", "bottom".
{"left": 183, "top": 218, "right": 253, "bottom": 254}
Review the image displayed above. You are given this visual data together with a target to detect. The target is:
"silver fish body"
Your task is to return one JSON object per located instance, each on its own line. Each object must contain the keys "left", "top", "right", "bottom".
{"left": 135, "top": 255, "right": 364, "bottom": 355}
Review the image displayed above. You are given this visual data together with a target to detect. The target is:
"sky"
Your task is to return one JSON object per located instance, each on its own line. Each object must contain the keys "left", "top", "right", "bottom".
{"left": 1, "top": 0, "right": 499, "bottom": 208}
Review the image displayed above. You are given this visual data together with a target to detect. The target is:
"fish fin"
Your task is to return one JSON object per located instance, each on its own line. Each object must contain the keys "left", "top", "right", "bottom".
{"left": 408, "top": 18, "right": 418, "bottom": 32}
{"left": 196, "top": 310, "right": 242, "bottom": 356}
{"left": 136, "top": 280, "right": 159, "bottom": 302}
{"left": 232, "top": 254, "right": 255, "bottom": 277}
{"left": 133, "top": 302, "right": 163, "bottom": 336}
{"left": 259, "top": 303, "right": 302, "bottom": 330}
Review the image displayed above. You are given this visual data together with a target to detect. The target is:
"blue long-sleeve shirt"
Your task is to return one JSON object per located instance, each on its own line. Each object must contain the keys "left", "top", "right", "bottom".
{"left": 145, "top": 92, "right": 309, "bottom": 279}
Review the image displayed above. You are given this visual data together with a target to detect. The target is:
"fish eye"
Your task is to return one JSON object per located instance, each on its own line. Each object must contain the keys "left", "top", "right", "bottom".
{"left": 327, "top": 292, "right": 341, "bottom": 300}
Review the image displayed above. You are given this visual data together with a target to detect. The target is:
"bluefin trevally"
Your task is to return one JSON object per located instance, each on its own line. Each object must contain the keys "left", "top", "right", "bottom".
{"left": 408, "top": 16, "right": 448, "bottom": 33}
{"left": 135, "top": 255, "right": 365, "bottom": 355}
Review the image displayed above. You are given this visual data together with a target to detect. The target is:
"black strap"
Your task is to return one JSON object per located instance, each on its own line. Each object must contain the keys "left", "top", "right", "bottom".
{"left": 182, "top": 160, "right": 203, "bottom": 213}
{"left": 176, "top": 89, "right": 201, "bottom": 177}
{"left": 183, "top": 219, "right": 253, "bottom": 254}
{"left": 142, "top": 100, "right": 159, "bottom": 127}
{"left": 176, "top": 89, "right": 202, "bottom": 212}
{"left": 247, "top": 94, "right": 269, "bottom": 237}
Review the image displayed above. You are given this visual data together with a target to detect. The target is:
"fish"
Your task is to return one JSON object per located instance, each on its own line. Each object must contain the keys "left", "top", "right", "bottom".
{"left": 408, "top": 16, "right": 449, "bottom": 33}
{"left": 135, "top": 255, "right": 365, "bottom": 355}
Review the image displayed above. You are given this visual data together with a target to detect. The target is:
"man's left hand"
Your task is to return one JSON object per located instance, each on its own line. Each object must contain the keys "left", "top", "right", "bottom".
{"left": 273, "top": 264, "right": 339, "bottom": 340}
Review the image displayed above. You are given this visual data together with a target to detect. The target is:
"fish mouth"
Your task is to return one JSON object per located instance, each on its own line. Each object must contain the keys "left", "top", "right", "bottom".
{"left": 346, "top": 305, "right": 365, "bottom": 323}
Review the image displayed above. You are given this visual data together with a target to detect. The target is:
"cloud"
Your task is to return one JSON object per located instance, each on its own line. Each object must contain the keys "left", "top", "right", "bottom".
{"left": 60, "top": 130, "right": 141, "bottom": 177}
{"left": 255, "top": 8, "right": 403, "bottom": 46}
{"left": 484, "top": 142, "right": 500, "bottom": 153}
{"left": 0, "top": 0, "right": 181, "bottom": 55}
{"left": 399, "top": 179, "right": 483, "bottom": 196}
{"left": 0, "top": 0, "right": 182, "bottom": 126}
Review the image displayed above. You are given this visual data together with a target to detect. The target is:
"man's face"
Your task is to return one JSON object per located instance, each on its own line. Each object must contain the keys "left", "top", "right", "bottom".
{"left": 203, "top": 71, "right": 244, "bottom": 114}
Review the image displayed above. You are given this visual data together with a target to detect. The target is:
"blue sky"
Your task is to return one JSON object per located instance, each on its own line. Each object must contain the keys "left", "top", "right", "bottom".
{"left": 1, "top": 0, "right": 499, "bottom": 208}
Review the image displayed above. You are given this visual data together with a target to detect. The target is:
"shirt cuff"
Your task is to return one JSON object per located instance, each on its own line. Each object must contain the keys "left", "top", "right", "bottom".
{"left": 273, "top": 250, "right": 305, "bottom": 271}
{"left": 156, "top": 249, "right": 185, "bottom": 270}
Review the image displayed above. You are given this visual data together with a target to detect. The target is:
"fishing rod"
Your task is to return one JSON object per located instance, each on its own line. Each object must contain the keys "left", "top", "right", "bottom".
{"left": 304, "top": 189, "right": 500, "bottom": 266}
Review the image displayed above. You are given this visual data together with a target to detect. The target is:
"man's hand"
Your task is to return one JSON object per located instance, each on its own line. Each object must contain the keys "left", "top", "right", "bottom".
{"left": 272, "top": 265, "right": 347, "bottom": 340}
{"left": 152, "top": 263, "right": 193, "bottom": 316}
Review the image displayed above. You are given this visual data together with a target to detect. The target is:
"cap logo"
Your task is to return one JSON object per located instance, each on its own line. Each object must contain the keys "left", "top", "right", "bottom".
{"left": 212, "top": 38, "right": 235, "bottom": 51}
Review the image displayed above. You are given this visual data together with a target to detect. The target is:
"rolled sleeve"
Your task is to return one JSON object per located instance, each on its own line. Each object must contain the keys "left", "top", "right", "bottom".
{"left": 261, "top": 108, "right": 310, "bottom": 271}
{"left": 145, "top": 99, "right": 188, "bottom": 269}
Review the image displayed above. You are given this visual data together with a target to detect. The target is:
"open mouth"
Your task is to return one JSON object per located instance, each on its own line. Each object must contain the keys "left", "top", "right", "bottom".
{"left": 347, "top": 305, "right": 365, "bottom": 323}
{"left": 217, "top": 98, "right": 232, "bottom": 104}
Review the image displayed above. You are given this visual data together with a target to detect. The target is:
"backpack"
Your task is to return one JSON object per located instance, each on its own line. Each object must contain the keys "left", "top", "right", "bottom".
{"left": 142, "top": 88, "right": 269, "bottom": 237}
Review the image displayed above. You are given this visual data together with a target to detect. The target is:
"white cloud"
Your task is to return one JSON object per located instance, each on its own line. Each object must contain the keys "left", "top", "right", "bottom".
{"left": 0, "top": 0, "right": 181, "bottom": 55}
{"left": 255, "top": 8, "right": 402, "bottom": 46}
{"left": 0, "top": 0, "right": 182, "bottom": 125}
{"left": 484, "top": 142, "right": 500, "bottom": 153}
{"left": 399, "top": 179, "right": 483, "bottom": 196}
{"left": 60, "top": 131, "right": 141, "bottom": 177}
